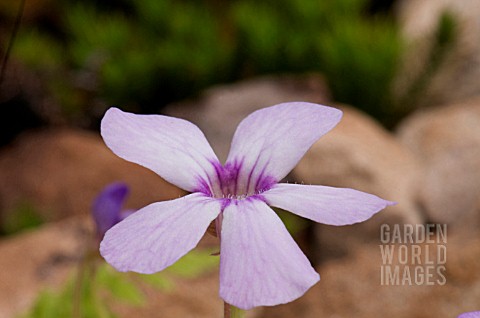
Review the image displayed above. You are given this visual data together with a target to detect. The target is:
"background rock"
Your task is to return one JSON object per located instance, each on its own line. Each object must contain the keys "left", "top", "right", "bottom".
{"left": 260, "top": 230, "right": 479, "bottom": 318}
{"left": 164, "top": 74, "right": 330, "bottom": 162}
{"left": 0, "top": 217, "right": 244, "bottom": 318}
{"left": 292, "top": 105, "right": 424, "bottom": 260}
{"left": 397, "top": 96, "right": 480, "bottom": 229}
{"left": 394, "top": 0, "right": 480, "bottom": 108}
{"left": 0, "top": 129, "right": 184, "bottom": 227}
{"left": 0, "top": 217, "right": 88, "bottom": 318}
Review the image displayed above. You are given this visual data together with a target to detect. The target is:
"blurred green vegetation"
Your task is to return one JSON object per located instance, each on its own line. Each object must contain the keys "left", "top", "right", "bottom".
{"left": 0, "top": 200, "right": 45, "bottom": 235}
{"left": 20, "top": 249, "right": 219, "bottom": 318}
{"left": 7, "top": 0, "right": 404, "bottom": 124}
{"left": 275, "top": 207, "right": 309, "bottom": 235}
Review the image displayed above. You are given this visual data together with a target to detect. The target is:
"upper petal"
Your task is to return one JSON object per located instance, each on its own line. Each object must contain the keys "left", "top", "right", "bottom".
{"left": 101, "top": 107, "right": 220, "bottom": 193}
{"left": 92, "top": 182, "right": 129, "bottom": 237}
{"left": 100, "top": 193, "right": 221, "bottom": 274}
{"left": 219, "top": 198, "right": 319, "bottom": 310}
{"left": 262, "top": 183, "right": 395, "bottom": 225}
{"left": 225, "top": 102, "right": 342, "bottom": 194}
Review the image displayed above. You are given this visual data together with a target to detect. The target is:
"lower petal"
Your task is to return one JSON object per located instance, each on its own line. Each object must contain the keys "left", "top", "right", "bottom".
{"left": 458, "top": 312, "right": 480, "bottom": 318}
{"left": 100, "top": 193, "right": 221, "bottom": 274}
{"left": 219, "top": 198, "right": 319, "bottom": 310}
{"left": 262, "top": 183, "right": 395, "bottom": 225}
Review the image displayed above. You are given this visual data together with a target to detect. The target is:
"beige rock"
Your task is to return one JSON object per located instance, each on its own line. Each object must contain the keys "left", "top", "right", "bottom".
{"left": 164, "top": 74, "right": 330, "bottom": 162}
{"left": 292, "top": 105, "right": 424, "bottom": 258}
{"left": 395, "top": 0, "right": 480, "bottom": 108}
{"left": 0, "top": 129, "right": 184, "bottom": 225}
{"left": 261, "top": 230, "right": 480, "bottom": 318}
{"left": 0, "top": 217, "right": 89, "bottom": 318}
{"left": 397, "top": 96, "right": 480, "bottom": 228}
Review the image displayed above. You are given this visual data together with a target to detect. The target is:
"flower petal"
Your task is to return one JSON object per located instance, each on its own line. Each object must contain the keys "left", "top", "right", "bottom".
{"left": 263, "top": 183, "right": 395, "bottom": 225}
{"left": 458, "top": 312, "right": 480, "bottom": 318}
{"left": 101, "top": 107, "right": 220, "bottom": 193}
{"left": 92, "top": 182, "right": 129, "bottom": 237}
{"left": 219, "top": 198, "right": 319, "bottom": 310}
{"left": 225, "top": 102, "right": 342, "bottom": 193}
{"left": 100, "top": 193, "right": 221, "bottom": 274}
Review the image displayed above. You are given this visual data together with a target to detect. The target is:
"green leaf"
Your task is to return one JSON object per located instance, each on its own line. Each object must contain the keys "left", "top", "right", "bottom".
{"left": 96, "top": 264, "right": 145, "bottom": 306}
{"left": 24, "top": 290, "right": 61, "bottom": 318}
{"left": 137, "top": 273, "right": 174, "bottom": 292}
{"left": 2, "top": 200, "right": 44, "bottom": 235}
{"left": 166, "top": 249, "right": 219, "bottom": 279}
{"left": 274, "top": 208, "right": 309, "bottom": 235}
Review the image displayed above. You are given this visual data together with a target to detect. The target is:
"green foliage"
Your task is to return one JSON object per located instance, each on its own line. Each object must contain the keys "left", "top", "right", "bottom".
{"left": 18, "top": 263, "right": 115, "bottom": 318}
{"left": 13, "top": 31, "right": 64, "bottom": 71}
{"left": 166, "top": 248, "right": 219, "bottom": 278}
{"left": 317, "top": 16, "right": 402, "bottom": 122}
{"left": 137, "top": 272, "right": 174, "bottom": 291}
{"left": 1, "top": 201, "right": 44, "bottom": 235}
{"left": 12, "top": 0, "right": 404, "bottom": 123}
{"left": 233, "top": 0, "right": 403, "bottom": 121}
{"left": 274, "top": 207, "right": 309, "bottom": 235}
{"left": 20, "top": 248, "right": 219, "bottom": 318}
{"left": 96, "top": 265, "right": 145, "bottom": 306}
{"left": 21, "top": 290, "right": 75, "bottom": 318}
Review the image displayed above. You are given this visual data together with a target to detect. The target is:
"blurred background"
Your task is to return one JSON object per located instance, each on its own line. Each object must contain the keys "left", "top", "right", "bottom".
{"left": 0, "top": 0, "right": 479, "bottom": 317}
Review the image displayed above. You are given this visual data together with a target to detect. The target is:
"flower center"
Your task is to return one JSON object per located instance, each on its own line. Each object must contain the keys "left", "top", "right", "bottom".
{"left": 209, "top": 161, "right": 275, "bottom": 199}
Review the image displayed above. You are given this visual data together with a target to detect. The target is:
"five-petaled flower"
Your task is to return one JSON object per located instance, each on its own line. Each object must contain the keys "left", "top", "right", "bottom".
{"left": 100, "top": 102, "right": 395, "bottom": 310}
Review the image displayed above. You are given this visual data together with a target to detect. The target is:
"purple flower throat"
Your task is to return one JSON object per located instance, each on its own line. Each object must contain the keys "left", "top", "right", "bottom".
{"left": 199, "top": 160, "right": 276, "bottom": 202}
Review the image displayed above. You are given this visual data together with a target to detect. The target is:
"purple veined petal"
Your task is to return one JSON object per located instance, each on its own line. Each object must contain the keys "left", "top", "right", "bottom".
{"left": 262, "top": 183, "right": 396, "bottom": 226}
{"left": 225, "top": 102, "right": 342, "bottom": 195}
{"left": 101, "top": 107, "right": 220, "bottom": 193}
{"left": 100, "top": 193, "right": 221, "bottom": 274}
{"left": 459, "top": 312, "right": 480, "bottom": 318}
{"left": 219, "top": 198, "right": 320, "bottom": 310}
{"left": 92, "top": 182, "right": 130, "bottom": 237}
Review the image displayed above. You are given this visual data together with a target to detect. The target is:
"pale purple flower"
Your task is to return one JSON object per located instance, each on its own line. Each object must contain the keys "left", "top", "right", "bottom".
{"left": 92, "top": 182, "right": 133, "bottom": 238}
{"left": 99, "top": 102, "right": 394, "bottom": 310}
{"left": 459, "top": 311, "right": 480, "bottom": 318}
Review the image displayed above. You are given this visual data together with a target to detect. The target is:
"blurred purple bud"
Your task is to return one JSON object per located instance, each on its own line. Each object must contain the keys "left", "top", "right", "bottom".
{"left": 92, "top": 182, "right": 130, "bottom": 238}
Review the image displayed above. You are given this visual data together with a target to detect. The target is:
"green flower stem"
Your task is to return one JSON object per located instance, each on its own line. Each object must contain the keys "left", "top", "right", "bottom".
{"left": 224, "top": 302, "right": 245, "bottom": 318}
